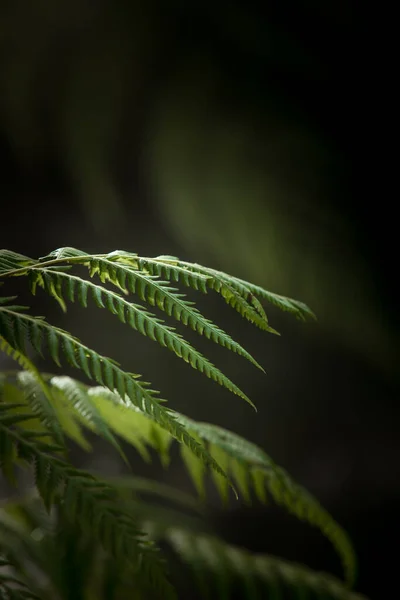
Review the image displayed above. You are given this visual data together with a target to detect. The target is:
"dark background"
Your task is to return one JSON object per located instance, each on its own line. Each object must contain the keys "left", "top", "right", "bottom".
{"left": 0, "top": 2, "right": 397, "bottom": 598}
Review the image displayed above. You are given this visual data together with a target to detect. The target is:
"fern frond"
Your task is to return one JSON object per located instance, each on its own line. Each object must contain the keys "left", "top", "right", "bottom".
{"left": 84, "top": 249, "right": 314, "bottom": 328}
{"left": 0, "top": 421, "right": 176, "bottom": 599}
{"left": 166, "top": 530, "right": 366, "bottom": 600}
{"left": 38, "top": 246, "right": 313, "bottom": 333}
{"left": 110, "top": 252, "right": 275, "bottom": 332}
{"left": 1, "top": 247, "right": 315, "bottom": 326}
{"left": 26, "top": 267, "right": 257, "bottom": 406}
{"left": 32, "top": 377, "right": 355, "bottom": 586}
{"left": 124, "top": 253, "right": 312, "bottom": 327}
{"left": 153, "top": 257, "right": 317, "bottom": 323}
{"left": 101, "top": 387, "right": 356, "bottom": 586}
{"left": 0, "top": 305, "right": 230, "bottom": 490}
{"left": 93, "top": 253, "right": 265, "bottom": 370}
{"left": 176, "top": 416, "right": 357, "bottom": 588}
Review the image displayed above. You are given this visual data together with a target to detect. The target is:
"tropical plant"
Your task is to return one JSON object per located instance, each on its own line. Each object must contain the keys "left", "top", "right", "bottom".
{"left": 0, "top": 247, "right": 366, "bottom": 599}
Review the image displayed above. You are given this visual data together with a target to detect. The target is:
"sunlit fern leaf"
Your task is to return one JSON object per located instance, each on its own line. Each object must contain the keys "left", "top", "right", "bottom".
{"left": 26, "top": 267, "right": 258, "bottom": 406}
{"left": 166, "top": 531, "right": 366, "bottom": 600}
{"left": 120, "top": 253, "right": 274, "bottom": 332}
{"left": 0, "top": 423, "right": 176, "bottom": 600}
{"left": 41, "top": 247, "right": 281, "bottom": 333}
{"left": 0, "top": 306, "right": 230, "bottom": 488}
{"left": 49, "top": 376, "right": 127, "bottom": 460}
{"left": 101, "top": 253, "right": 266, "bottom": 368}
{"left": 147, "top": 256, "right": 315, "bottom": 325}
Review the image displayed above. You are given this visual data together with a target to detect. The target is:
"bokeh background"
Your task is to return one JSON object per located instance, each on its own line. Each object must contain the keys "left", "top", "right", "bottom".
{"left": 0, "top": 2, "right": 397, "bottom": 598}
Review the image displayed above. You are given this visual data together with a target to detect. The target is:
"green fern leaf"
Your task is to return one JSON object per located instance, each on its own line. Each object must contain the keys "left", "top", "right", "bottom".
{"left": 31, "top": 267, "right": 257, "bottom": 407}
{"left": 164, "top": 258, "right": 316, "bottom": 322}
{"left": 34, "top": 248, "right": 269, "bottom": 369}
{"left": 232, "top": 275, "right": 317, "bottom": 322}
{"left": 99, "top": 253, "right": 265, "bottom": 371}
{"left": 119, "top": 253, "right": 273, "bottom": 332}
{"left": 137, "top": 255, "right": 314, "bottom": 327}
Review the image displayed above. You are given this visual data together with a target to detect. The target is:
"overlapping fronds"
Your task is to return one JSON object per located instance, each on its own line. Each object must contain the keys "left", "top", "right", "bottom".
{"left": 25, "top": 266, "right": 257, "bottom": 407}
{"left": 0, "top": 301, "right": 229, "bottom": 486}
{"left": 0, "top": 245, "right": 317, "bottom": 491}
{"left": 0, "top": 375, "right": 356, "bottom": 587}
{"left": 84, "top": 384, "right": 356, "bottom": 587}
{"left": 0, "top": 410, "right": 175, "bottom": 599}
{"left": 0, "top": 246, "right": 315, "bottom": 358}
{"left": 0, "top": 247, "right": 365, "bottom": 599}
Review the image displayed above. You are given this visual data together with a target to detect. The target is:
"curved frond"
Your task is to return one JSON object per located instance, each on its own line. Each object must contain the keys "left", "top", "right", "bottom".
{"left": 176, "top": 416, "right": 357, "bottom": 588}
